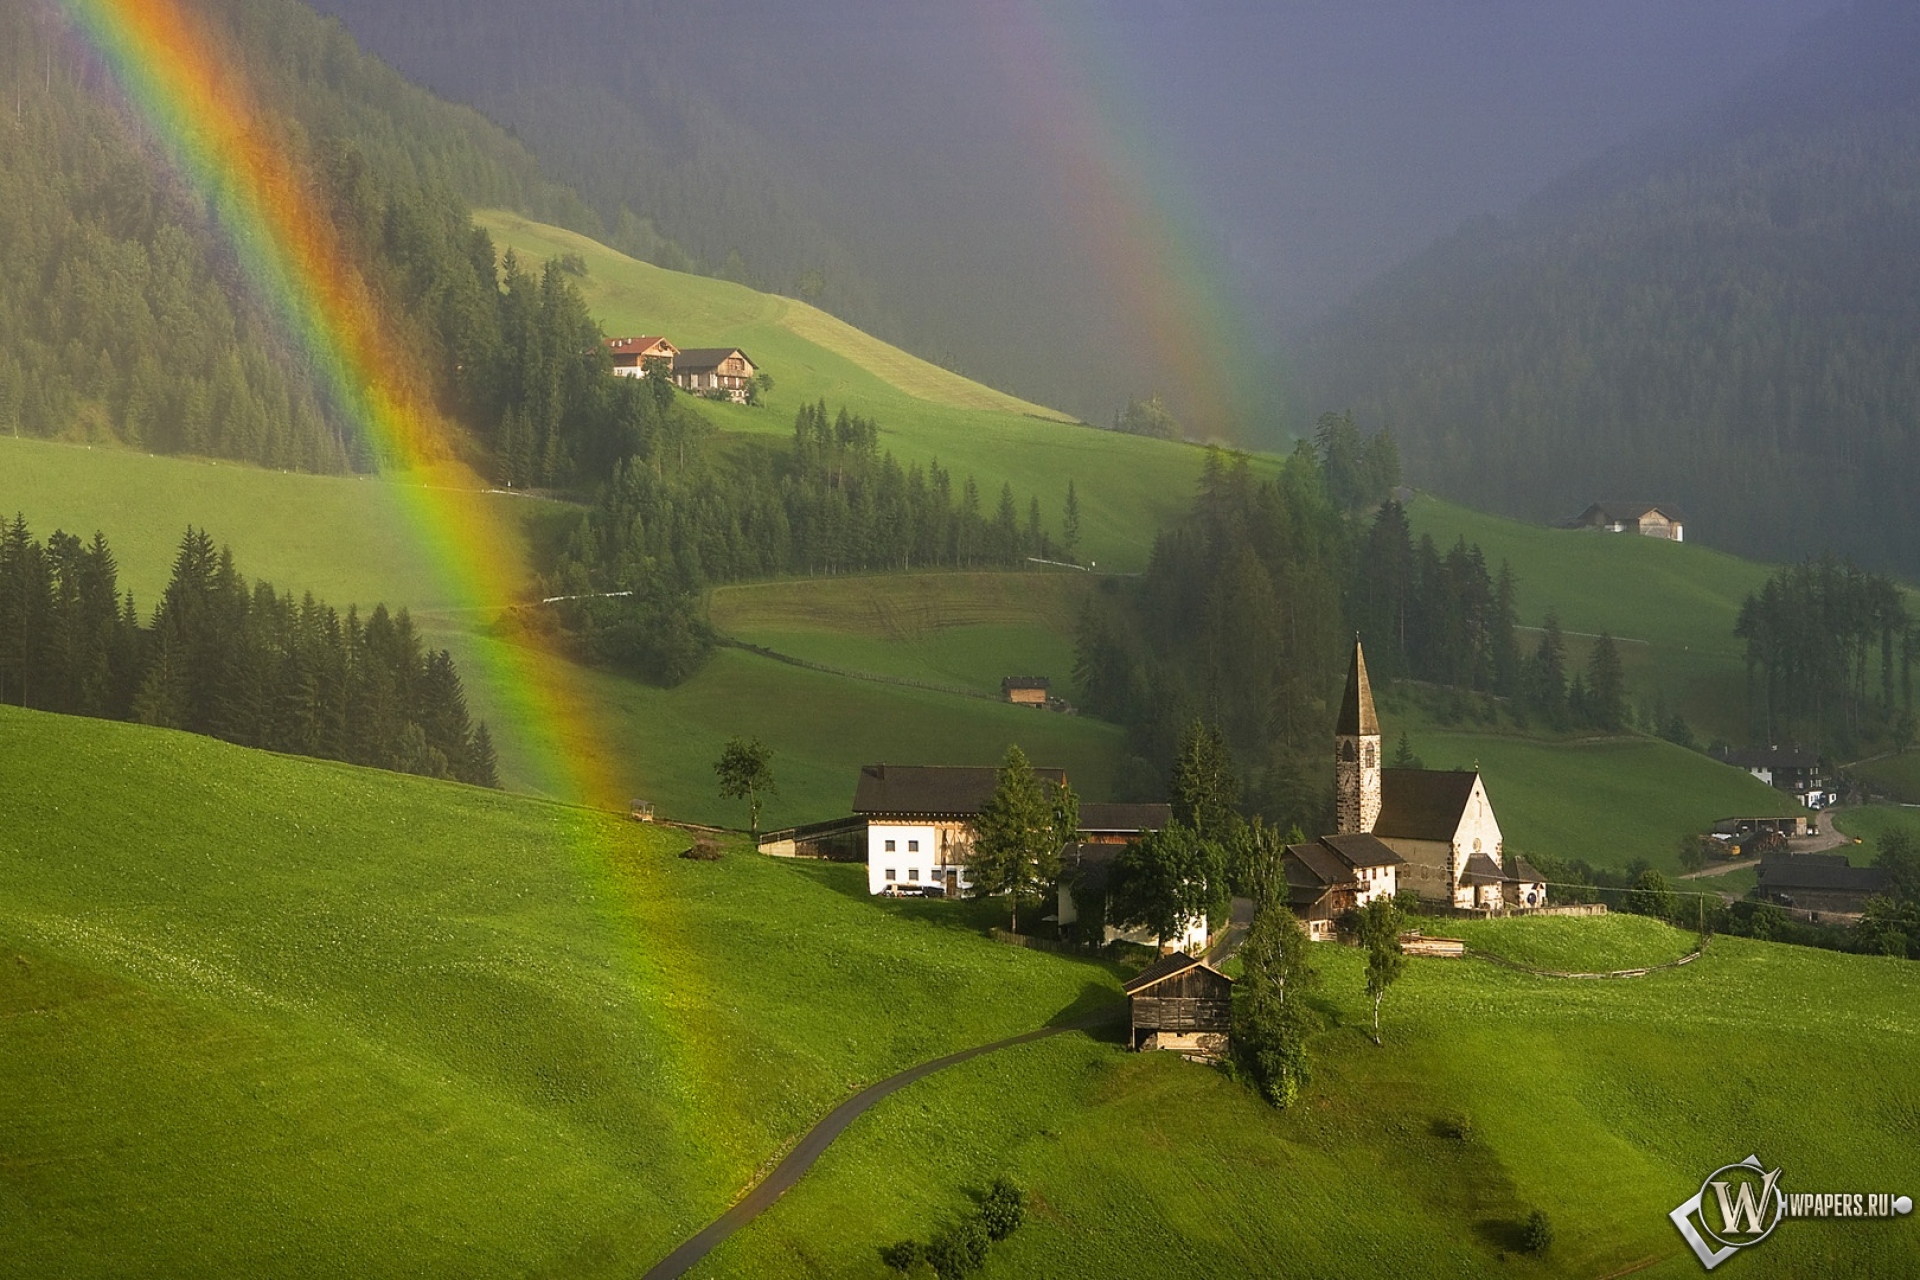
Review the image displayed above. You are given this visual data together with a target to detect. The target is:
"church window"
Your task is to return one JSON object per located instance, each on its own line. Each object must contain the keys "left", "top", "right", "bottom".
{"left": 1363, "top": 743, "right": 1375, "bottom": 767}
{"left": 1340, "top": 741, "right": 1357, "bottom": 762}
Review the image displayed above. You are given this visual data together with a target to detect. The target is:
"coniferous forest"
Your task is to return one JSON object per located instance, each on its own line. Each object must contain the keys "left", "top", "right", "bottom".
{"left": 1297, "top": 4, "right": 1920, "bottom": 571}
{"left": 0, "top": 517, "right": 498, "bottom": 787}
{"left": 536, "top": 401, "right": 1074, "bottom": 685}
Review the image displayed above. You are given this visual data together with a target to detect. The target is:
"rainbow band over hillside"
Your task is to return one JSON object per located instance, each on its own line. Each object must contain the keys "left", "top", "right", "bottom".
{"left": 59, "top": 0, "right": 619, "bottom": 807}
{"left": 979, "top": 0, "right": 1264, "bottom": 440}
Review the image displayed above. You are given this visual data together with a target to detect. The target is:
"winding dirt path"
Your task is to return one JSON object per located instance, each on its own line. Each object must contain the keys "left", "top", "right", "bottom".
{"left": 640, "top": 1007, "right": 1120, "bottom": 1279}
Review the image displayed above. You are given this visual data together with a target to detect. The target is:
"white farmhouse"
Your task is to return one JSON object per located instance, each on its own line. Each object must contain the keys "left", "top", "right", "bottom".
{"left": 853, "top": 763, "right": 1067, "bottom": 897}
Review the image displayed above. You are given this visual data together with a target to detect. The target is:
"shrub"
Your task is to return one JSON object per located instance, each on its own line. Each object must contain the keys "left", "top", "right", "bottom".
{"left": 925, "top": 1217, "right": 990, "bottom": 1279}
{"left": 1521, "top": 1208, "right": 1554, "bottom": 1253}
{"left": 681, "top": 839, "right": 723, "bottom": 861}
{"left": 879, "top": 1239, "right": 923, "bottom": 1272}
{"left": 980, "top": 1177, "right": 1026, "bottom": 1241}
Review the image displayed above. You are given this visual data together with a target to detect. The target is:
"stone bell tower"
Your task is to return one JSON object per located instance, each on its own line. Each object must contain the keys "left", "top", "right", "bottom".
{"left": 1335, "top": 637, "right": 1381, "bottom": 834}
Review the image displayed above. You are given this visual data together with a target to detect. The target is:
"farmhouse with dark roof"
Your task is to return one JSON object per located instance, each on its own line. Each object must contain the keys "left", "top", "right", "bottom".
{"left": 1564, "top": 502, "right": 1686, "bottom": 542}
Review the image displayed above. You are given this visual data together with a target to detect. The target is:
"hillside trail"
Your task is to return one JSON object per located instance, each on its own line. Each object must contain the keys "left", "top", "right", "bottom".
{"left": 639, "top": 1005, "right": 1123, "bottom": 1279}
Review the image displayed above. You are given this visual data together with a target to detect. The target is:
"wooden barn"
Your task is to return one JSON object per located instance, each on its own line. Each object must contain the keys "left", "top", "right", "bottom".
{"left": 1564, "top": 502, "right": 1686, "bottom": 542}
{"left": 1123, "top": 952, "right": 1232, "bottom": 1056}
{"left": 1001, "top": 675, "right": 1050, "bottom": 706}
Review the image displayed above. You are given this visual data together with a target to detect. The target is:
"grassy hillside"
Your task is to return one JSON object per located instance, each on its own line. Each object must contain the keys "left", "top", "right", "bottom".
{"left": 708, "top": 571, "right": 1092, "bottom": 700}
{"left": 476, "top": 211, "right": 1245, "bottom": 574}
{"left": 695, "top": 917, "right": 1920, "bottom": 1278}
{"left": 1384, "top": 708, "right": 1802, "bottom": 874}
{"left": 0, "top": 705, "right": 1118, "bottom": 1276}
{"left": 1407, "top": 492, "right": 1772, "bottom": 743}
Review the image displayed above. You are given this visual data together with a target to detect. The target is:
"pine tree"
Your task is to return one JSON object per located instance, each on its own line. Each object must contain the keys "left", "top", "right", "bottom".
{"left": 1062, "top": 479, "right": 1081, "bottom": 561}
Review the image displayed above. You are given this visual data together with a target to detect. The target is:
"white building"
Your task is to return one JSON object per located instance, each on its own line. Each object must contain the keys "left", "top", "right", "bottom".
{"left": 853, "top": 763, "right": 1068, "bottom": 897}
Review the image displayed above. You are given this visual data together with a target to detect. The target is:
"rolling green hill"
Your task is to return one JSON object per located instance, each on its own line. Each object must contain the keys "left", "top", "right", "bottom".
{"left": 10, "top": 703, "right": 1920, "bottom": 1278}
{"left": 475, "top": 211, "right": 1245, "bottom": 575}
{"left": 0, "top": 704, "right": 1117, "bottom": 1276}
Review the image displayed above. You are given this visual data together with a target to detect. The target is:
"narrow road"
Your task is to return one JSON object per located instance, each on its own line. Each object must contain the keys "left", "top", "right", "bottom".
{"left": 640, "top": 1006, "right": 1122, "bottom": 1280}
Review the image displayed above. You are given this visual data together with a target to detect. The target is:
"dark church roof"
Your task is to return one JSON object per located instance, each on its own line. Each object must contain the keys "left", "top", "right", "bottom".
{"left": 1336, "top": 639, "right": 1379, "bottom": 736}
{"left": 852, "top": 763, "right": 1067, "bottom": 816}
{"left": 1504, "top": 854, "right": 1546, "bottom": 884}
{"left": 1460, "top": 851, "right": 1505, "bottom": 885}
{"left": 1373, "top": 769, "right": 1479, "bottom": 841}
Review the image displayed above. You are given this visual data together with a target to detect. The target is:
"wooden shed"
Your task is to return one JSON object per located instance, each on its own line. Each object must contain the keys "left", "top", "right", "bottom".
{"left": 1123, "top": 952, "right": 1232, "bottom": 1056}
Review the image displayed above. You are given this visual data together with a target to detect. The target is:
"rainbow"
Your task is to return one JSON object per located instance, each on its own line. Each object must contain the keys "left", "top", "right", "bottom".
{"left": 57, "top": 0, "right": 624, "bottom": 809}
{"left": 975, "top": 0, "right": 1267, "bottom": 441}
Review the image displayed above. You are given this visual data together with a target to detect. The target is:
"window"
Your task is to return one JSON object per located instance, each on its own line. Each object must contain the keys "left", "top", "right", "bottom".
{"left": 908, "top": 868, "right": 920, "bottom": 881}
{"left": 884, "top": 839, "right": 896, "bottom": 852}
{"left": 885, "top": 869, "right": 896, "bottom": 881}
{"left": 908, "top": 839, "right": 920, "bottom": 852}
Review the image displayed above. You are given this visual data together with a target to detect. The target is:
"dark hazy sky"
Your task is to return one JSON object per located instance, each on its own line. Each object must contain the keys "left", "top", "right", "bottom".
{"left": 1081, "top": 0, "right": 1837, "bottom": 327}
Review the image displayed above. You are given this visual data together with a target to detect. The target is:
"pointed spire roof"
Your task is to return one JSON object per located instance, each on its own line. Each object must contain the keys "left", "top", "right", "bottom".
{"left": 1337, "top": 637, "right": 1379, "bottom": 736}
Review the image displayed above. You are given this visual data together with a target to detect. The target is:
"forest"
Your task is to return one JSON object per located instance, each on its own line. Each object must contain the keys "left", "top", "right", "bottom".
{"left": 0, "top": 517, "right": 498, "bottom": 786}
{"left": 534, "top": 400, "right": 1074, "bottom": 685}
{"left": 1296, "top": 3, "right": 1920, "bottom": 571}
{"left": 1736, "top": 556, "right": 1916, "bottom": 755}
{"left": 0, "top": 0, "right": 611, "bottom": 478}
{"left": 1074, "top": 427, "right": 1634, "bottom": 828}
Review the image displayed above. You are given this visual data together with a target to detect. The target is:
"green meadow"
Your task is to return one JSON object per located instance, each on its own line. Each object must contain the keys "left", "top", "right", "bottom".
{"left": 9, "top": 703, "right": 1920, "bottom": 1279}
{"left": 0, "top": 705, "right": 1117, "bottom": 1277}
{"left": 475, "top": 210, "right": 1253, "bottom": 574}
{"left": 1852, "top": 753, "right": 1920, "bottom": 805}
{"left": 696, "top": 919, "right": 1920, "bottom": 1279}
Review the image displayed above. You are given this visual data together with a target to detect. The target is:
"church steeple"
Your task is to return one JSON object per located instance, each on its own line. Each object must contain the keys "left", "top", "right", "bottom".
{"left": 1335, "top": 637, "right": 1382, "bottom": 834}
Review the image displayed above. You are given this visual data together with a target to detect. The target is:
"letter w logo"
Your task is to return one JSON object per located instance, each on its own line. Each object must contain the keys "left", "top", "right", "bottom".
{"left": 1712, "top": 1168, "right": 1782, "bottom": 1237}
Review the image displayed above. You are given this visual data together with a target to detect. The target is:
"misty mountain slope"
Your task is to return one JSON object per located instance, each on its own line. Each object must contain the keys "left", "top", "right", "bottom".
{"left": 298, "top": 0, "right": 1171, "bottom": 429}
{"left": 1297, "top": 1, "right": 1920, "bottom": 572}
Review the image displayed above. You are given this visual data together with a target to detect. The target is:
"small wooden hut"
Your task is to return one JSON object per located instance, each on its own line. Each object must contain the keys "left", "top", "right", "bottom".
{"left": 1123, "top": 952, "right": 1232, "bottom": 1056}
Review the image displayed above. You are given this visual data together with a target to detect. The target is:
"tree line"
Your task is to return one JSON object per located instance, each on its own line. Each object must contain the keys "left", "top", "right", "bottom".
{"left": 533, "top": 399, "right": 1078, "bottom": 685}
{"left": 0, "top": 517, "right": 497, "bottom": 787}
{"left": 1735, "top": 555, "right": 1915, "bottom": 754}
{"left": 1073, "top": 429, "right": 1610, "bottom": 827}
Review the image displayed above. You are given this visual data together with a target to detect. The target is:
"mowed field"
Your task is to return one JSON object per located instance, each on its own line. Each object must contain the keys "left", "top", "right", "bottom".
{"left": 8, "top": 707, "right": 1920, "bottom": 1278}
{"left": 475, "top": 211, "right": 1254, "bottom": 574}
{"left": 0, "top": 705, "right": 1118, "bottom": 1277}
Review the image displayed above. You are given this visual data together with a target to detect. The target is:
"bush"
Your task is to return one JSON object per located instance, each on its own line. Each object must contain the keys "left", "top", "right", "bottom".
{"left": 1521, "top": 1208, "right": 1554, "bottom": 1253}
{"left": 979, "top": 1177, "right": 1025, "bottom": 1241}
{"left": 926, "top": 1216, "right": 990, "bottom": 1278}
{"left": 681, "top": 839, "right": 723, "bottom": 861}
{"left": 879, "top": 1239, "right": 923, "bottom": 1272}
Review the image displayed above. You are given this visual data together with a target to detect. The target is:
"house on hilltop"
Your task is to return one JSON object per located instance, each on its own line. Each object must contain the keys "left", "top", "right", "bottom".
{"left": 1712, "top": 744, "right": 1832, "bottom": 809}
{"left": 1002, "top": 676, "right": 1050, "bottom": 707}
{"left": 1123, "top": 952, "right": 1232, "bottom": 1056}
{"left": 670, "top": 347, "right": 757, "bottom": 402}
{"left": 605, "top": 335, "right": 678, "bottom": 378}
{"left": 1564, "top": 502, "right": 1686, "bottom": 542}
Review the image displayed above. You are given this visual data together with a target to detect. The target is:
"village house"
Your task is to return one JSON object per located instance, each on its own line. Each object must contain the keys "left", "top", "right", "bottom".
{"left": 1304, "top": 639, "right": 1545, "bottom": 926}
{"left": 854, "top": 763, "right": 1071, "bottom": 897}
{"left": 1757, "top": 850, "right": 1891, "bottom": 917}
{"left": 1075, "top": 803, "right": 1173, "bottom": 845}
{"left": 1564, "top": 502, "right": 1686, "bottom": 542}
{"left": 1001, "top": 676, "right": 1050, "bottom": 707}
{"left": 1123, "top": 952, "right": 1232, "bottom": 1056}
{"left": 670, "top": 347, "right": 757, "bottom": 402}
{"left": 1282, "top": 833, "right": 1404, "bottom": 941}
{"left": 1057, "top": 840, "right": 1210, "bottom": 953}
{"left": 1712, "top": 744, "right": 1833, "bottom": 809}
{"left": 604, "top": 335, "right": 678, "bottom": 378}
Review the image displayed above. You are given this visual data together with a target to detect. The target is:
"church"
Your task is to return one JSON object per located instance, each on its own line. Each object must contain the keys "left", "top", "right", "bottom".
{"left": 1284, "top": 639, "right": 1547, "bottom": 936}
